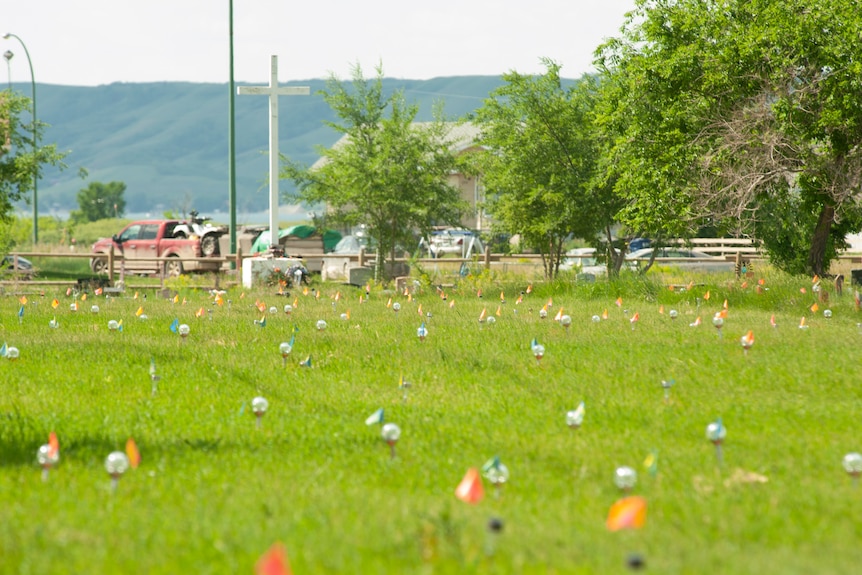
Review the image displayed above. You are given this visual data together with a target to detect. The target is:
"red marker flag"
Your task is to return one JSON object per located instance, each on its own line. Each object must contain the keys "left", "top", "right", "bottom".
{"left": 48, "top": 432, "right": 59, "bottom": 459}
{"left": 455, "top": 467, "right": 484, "bottom": 504}
{"left": 256, "top": 543, "right": 293, "bottom": 575}
{"left": 606, "top": 496, "right": 647, "bottom": 531}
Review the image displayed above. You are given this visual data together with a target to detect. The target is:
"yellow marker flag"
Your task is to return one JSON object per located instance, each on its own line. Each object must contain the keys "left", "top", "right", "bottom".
{"left": 51, "top": 299, "right": 60, "bottom": 309}
{"left": 172, "top": 294, "right": 179, "bottom": 304}
{"left": 195, "top": 307, "right": 205, "bottom": 318}
{"left": 81, "top": 293, "right": 87, "bottom": 301}
{"left": 417, "top": 304, "right": 423, "bottom": 316}
{"left": 495, "top": 305, "right": 502, "bottom": 317}
{"left": 810, "top": 302, "right": 819, "bottom": 313}
{"left": 18, "top": 296, "right": 27, "bottom": 305}
{"left": 126, "top": 438, "right": 141, "bottom": 469}
{"left": 136, "top": 306, "right": 144, "bottom": 317}
{"left": 554, "top": 307, "right": 563, "bottom": 322}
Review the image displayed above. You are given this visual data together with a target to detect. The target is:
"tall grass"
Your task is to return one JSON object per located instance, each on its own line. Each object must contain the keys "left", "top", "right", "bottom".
{"left": 0, "top": 272, "right": 860, "bottom": 574}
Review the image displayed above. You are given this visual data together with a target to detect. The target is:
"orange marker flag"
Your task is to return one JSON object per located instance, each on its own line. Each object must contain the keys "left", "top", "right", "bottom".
{"left": 81, "top": 293, "right": 88, "bottom": 302}
{"left": 741, "top": 281, "right": 748, "bottom": 289}
{"left": 810, "top": 302, "right": 819, "bottom": 313}
{"left": 314, "top": 291, "right": 319, "bottom": 301}
{"left": 257, "top": 302, "right": 267, "bottom": 313}
{"left": 770, "top": 314, "right": 777, "bottom": 328}
{"left": 95, "top": 287, "right": 103, "bottom": 296}
{"left": 630, "top": 312, "right": 640, "bottom": 325}
{"left": 477, "top": 288, "right": 483, "bottom": 298}
{"left": 799, "top": 317, "right": 807, "bottom": 328}
{"left": 855, "top": 291, "right": 861, "bottom": 311}
{"left": 602, "top": 308, "right": 609, "bottom": 320}
{"left": 526, "top": 284, "right": 533, "bottom": 294}
{"left": 606, "top": 496, "right": 647, "bottom": 531}
{"left": 417, "top": 304, "right": 423, "bottom": 316}
{"left": 718, "top": 309, "right": 728, "bottom": 319}
{"left": 478, "top": 307, "right": 487, "bottom": 322}
{"left": 215, "top": 294, "right": 224, "bottom": 306}
{"left": 345, "top": 309, "right": 351, "bottom": 320}
{"left": 334, "top": 291, "right": 341, "bottom": 301}
{"left": 182, "top": 297, "right": 188, "bottom": 306}
{"left": 547, "top": 297, "right": 553, "bottom": 308}
{"left": 812, "top": 274, "right": 820, "bottom": 284}
{"left": 302, "top": 287, "right": 308, "bottom": 296}
{"left": 615, "top": 297, "right": 622, "bottom": 308}
{"left": 758, "top": 278, "right": 766, "bottom": 286}
{"left": 195, "top": 307, "right": 205, "bottom": 318}
{"left": 500, "top": 291, "right": 505, "bottom": 303}
{"left": 554, "top": 307, "right": 564, "bottom": 322}
{"left": 690, "top": 316, "right": 702, "bottom": 327}
{"left": 723, "top": 299, "right": 728, "bottom": 309}
{"left": 407, "top": 293, "right": 413, "bottom": 302}
{"left": 659, "top": 305, "right": 664, "bottom": 314}
{"left": 48, "top": 432, "right": 59, "bottom": 459}
{"left": 135, "top": 306, "right": 144, "bottom": 317}
{"left": 449, "top": 300, "right": 456, "bottom": 308}
{"left": 703, "top": 290, "right": 711, "bottom": 301}
{"left": 126, "top": 438, "right": 141, "bottom": 469}
{"left": 541, "top": 303, "right": 549, "bottom": 315}
{"left": 495, "top": 305, "right": 502, "bottom": 317}
{"left": 515, "top": 294, "right": 523, "bottom": 305}
{"left": 386, "top": 297, "right": 392, "bottom": 308}
{"left": 292, "top": 297, "right": 298, "bottom": 308}
{"left": 240, "top": 292, "right": 246, "bottom": 299}
{"left": 51, "top": 298, "right": 60, "bottom": 309}
{"left": 455, "top": 468, "right": 484, "bottom": 504}
{"left": 256, "top": 543, "right": 293, "bottom": 575}
{"left": 800, "top": 287, "right": 807, "bottom": 294}
{"left": 18, "top": 295, "right": 27, "bottom": 305}
{"left": 687, "top": 281, "right": 694, "bottom": 291}
{"left": 134, "top": 291, "right": 139, "bottom": 299}
{"left": 66, "top": 287, "right": 72, "bottom": 296}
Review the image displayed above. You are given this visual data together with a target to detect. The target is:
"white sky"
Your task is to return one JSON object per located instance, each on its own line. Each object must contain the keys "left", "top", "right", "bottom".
{"left": 4, "top": 0, "right": 635, "bottom": 86}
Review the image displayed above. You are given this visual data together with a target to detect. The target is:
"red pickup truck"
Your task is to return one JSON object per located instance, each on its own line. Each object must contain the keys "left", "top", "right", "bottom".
{"left": 90, "top": 220, "right": 221, "bottom": 276}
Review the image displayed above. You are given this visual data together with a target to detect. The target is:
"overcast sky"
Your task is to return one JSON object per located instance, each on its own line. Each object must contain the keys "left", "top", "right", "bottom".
{"left": 4, "top": 1, "right": 635, "bottom": 87}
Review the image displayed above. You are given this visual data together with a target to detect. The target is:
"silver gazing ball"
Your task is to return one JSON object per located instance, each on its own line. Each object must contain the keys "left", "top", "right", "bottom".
{"left": 381, "top": 422, "right": 401, "bottom": 444}
{"left": 486, "top": 316, "right": 496, "bottom": 326}
{"left": 566, "top": 403, "right": 585, "bottom": 428}
{"left": 252, "top": 396, "right": 269, "bottom": 416}
{"left": 669, "top": 309, "right": 679, "bottom": 319}
{"left": 108, "top": 320, "right": 120, "bottom": 331}
{"left": 614, "top": 466, "right": 637, "bottom": 490}
{"left": 279, "top": 342, "right": 292, "bottom": 357}
{"left": 392, "top": 302, "right": 401, "bottom": 312}
{"left": 485, "top": 462, "right": 510, "bottom": 486}
{"left": 37, "top": 444, "right": 59, "bottom": 467}
{"left": 6, "top": 347, "right": 19, "bottom": 360}
{"left": 316, "top": 319, "right": 327, "bottom": 331}
{"left": 560, "top": 315, "right": 572, "bottom": 328}
{"left": 90, "top": 305, "right": 100, "bottom": 314}
{"left": 843, "top": 452, "right": 862, "bottom": 477}
{"left": 538, "top": 308, "right": 548, "bottom": 319}
{"left": 706, "top": 421, "right": 727, "bottom": 443}
{"left": 283, "top": 304, "right": 293, "bottom": 315}
{"left": 178, "top": 324, "right": 190, "bottom": 338}
{"left": 824, "top": 309, "right": 833, "bottom": 319}
{"left": 269, "top": 306, "right": 278, "bottom": 315}
{"left": 591, "top": 315, "right": 601, "bottom": 323}
{"left": 105, "top": 451, "right": 130, "bottom": 477}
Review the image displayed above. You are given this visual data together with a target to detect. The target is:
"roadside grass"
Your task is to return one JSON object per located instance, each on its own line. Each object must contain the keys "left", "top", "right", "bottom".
{"left": 0, "top": 271, "right": 860, "bottom": 574}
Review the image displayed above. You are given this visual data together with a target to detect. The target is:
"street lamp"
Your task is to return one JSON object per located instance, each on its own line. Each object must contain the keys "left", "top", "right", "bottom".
{"left": 3, "top": 50, "right": 12, "bottom": 91}
{"left": 3, "top": 33, "right": 38, "bottom": 244}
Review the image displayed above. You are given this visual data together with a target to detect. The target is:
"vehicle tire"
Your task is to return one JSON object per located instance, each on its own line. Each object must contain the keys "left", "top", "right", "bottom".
{"left": 201, "top": 234, "right": 219, "bottom": 257}
{"left": 91, "top": 257, "right": 108, "bottom": 274}
{"left": 165, "top": 257, "right": 183, "bottom": 277}
{"left": 174, "top": 231, "right": 188, "bottom": 239}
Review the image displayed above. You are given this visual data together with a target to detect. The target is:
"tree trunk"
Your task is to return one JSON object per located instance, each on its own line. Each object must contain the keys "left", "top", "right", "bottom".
{"left": 807, "top": 203, "right": 835, "bottom": 276}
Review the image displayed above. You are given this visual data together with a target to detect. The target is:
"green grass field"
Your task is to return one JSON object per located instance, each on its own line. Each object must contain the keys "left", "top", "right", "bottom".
{"left": 1, "top": 272, "right": 861, "bottom": 574}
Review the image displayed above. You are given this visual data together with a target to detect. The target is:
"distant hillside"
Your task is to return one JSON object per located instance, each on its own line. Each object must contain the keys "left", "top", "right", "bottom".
{"left": 21, "top": 76, "right": 507, "bottom": 217}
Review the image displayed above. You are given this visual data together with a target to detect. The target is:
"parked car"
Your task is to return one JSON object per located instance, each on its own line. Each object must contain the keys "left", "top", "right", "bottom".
{"left": 419, "top": 229, "right": 484, "bottom": 258}
{"left": 0, "top": 255, "right": 34, "bottom": 277}
{"left": 559, "top": 248, "right": 607, "bottom": 275}
{"left": 626, "top": 247, "right": 735, "bottom": 272}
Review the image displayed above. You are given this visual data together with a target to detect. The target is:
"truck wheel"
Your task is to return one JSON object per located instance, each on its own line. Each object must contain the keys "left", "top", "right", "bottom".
{"left": 201, "top": 235, "right": 219, "bottom": 257}
{"left": 165, "top": 257, "right": 183, "bottom": 277}
{"left": 91, "top": 257, "right": 108, "bottom": 274}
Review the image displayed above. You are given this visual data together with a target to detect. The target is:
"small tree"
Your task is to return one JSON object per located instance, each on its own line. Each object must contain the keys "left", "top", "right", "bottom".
{"left": 283, "top": 64, "right": 465, "bottom": 277}
{"left": 471, "top": 61, "right": 617, "bottom": 278}
{"left": 0, "top": 91, "right": 68, "bottom": 250}
{"left": 71, "top": 181, "right": 126, "bottom": 223}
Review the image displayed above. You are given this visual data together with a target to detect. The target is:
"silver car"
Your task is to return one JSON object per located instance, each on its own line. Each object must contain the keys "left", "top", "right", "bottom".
{"left": 626, "top": 248, "right": 735, "bottom": 272}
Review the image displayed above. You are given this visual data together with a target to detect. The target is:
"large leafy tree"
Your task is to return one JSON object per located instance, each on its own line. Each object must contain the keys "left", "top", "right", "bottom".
{"left": 71, "top": 181, "right": 126, "bottom": 223}
{"left": 0, "top": 91, "right": 68, "bottom": 249}
{"left": 283, "top": 64, "right": 465, "bottom": 276}
{"left": 472, "top": 61, "right": 618, "bottom": 278}
{"left": 595, "top": 0, "right": 862, "bottom": 275}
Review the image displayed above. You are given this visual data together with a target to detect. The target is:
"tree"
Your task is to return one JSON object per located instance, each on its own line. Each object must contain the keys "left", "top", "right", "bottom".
{"left": 71, "top": 181, "right": 127, "bottom": 223}
{"left": 471, "top": 60, "right": 619, "bottom": 278}
{"left": 595, "top": 0, "right": 862, "bottom": 275}
{"left": 283, "top": 64, "right": 465, "bottom": 277}
{"left": 0, "top": 91, "right": 68, "bottom": 249}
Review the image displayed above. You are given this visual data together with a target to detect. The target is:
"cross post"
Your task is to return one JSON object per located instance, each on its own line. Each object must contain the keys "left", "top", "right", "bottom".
{"left": 238, "top": 55, "right": 309, "bottom": 252}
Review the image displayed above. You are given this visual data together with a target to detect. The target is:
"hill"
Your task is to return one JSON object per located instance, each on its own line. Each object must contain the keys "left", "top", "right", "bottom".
{"left": 22, "top": 76, "right": 507, "bottom": 218}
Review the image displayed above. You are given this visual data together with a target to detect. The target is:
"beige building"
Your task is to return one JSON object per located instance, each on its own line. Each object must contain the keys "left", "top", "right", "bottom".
{"left": 312, "top": 122, "right": 488, "bottom": 231}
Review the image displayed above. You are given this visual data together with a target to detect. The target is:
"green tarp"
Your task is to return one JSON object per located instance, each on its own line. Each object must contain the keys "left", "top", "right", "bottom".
{"left": 250, "top": 226, "right": 342, "bottom": 254}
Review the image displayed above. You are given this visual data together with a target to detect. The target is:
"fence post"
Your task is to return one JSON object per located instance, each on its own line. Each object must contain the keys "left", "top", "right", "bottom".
{"left": 235, "top": 248, "right": 243, "bottom": 277}
{"left": 484, "top": 246, "right": 491, "bottom": 270}
{"left": 108, "top": 245, "right": 115, "bottom": 285}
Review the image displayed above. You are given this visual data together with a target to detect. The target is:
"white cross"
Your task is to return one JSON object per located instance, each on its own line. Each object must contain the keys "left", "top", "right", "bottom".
{"left": 238, "top": 55, "right": 310, "bottom": 251}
